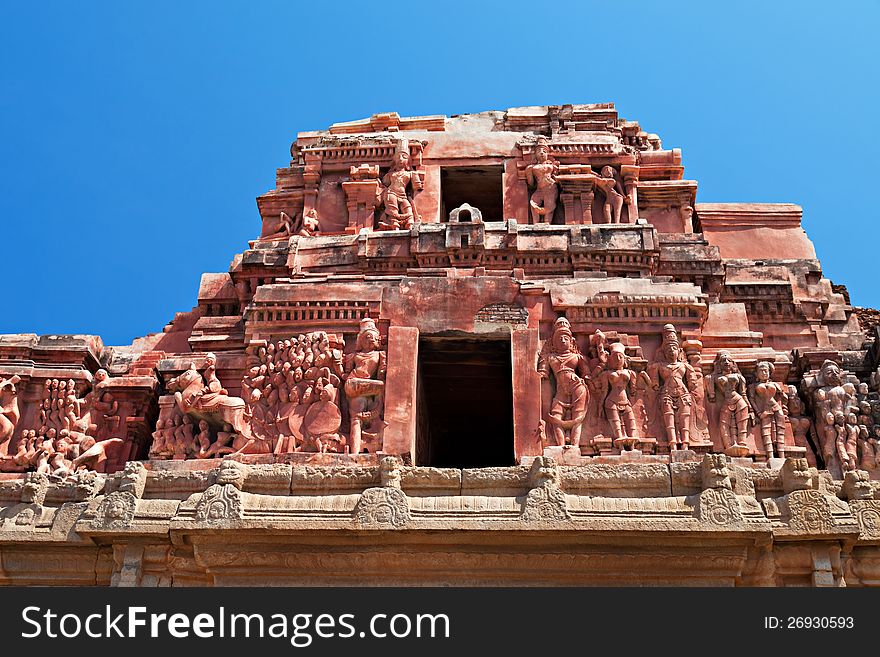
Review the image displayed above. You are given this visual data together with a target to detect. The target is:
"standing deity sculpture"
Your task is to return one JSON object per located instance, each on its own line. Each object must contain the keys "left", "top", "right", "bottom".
{"left": 786, "top": 385, "right": 817, "bottom": 466}
{"left": 855, "top": 382, "right": 879, "bottom": 470}
{"left": 748, "top": 360, "right": 788, "bottom": 459}
{"left": 0, "top": 375, "right": 21, "bottom": 458}
{"left": 583, "top": 329, "right": 609, "bottom": 440}
{"left": 525, "top": 137, "right": 559, "bottom": 224}
{"left": 832, "top": 411, "right": 860, "bottom": 472}
{"left": 707, "top": 351, "right": 752, "bottom": 456}
{"left": 538, "top": 317, "right": 590, "bottom": 447}
{"left": 682, "top": 340, "right": 711, "bottom": 445}
{"left": 807, "top": 359, "right": 860, "bottom": 473}
{"left": 377, "top": 139, "right": 421, "bottom": 231}
{"left": 343, "top": 318, "right": 387, "bottom": 454}
{"left": 594, "top": 166, "right": 629, "bottom": 224}
{"left": 597, "top": 343, "right": 638, "bottom": 450}
{"left": 645, "top": 324, "right": 696, "bottom": 451}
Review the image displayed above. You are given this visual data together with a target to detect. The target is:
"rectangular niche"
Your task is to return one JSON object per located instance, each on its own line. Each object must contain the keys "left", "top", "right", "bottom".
{"left": 440, "top": 166, "right": 503, "bottom": 222}
{"left": 415, "top": 336, "right": 516, "bottom": 468}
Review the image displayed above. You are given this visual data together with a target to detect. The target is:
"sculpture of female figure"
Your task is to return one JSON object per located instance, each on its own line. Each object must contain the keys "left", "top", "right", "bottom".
{"left": 683, "top": 340, "right": 710, "bottom": 444}
{"left": 537, "top": 316, "right": 590, "bottom": 447}
{"left": 598, "top": 342, "right": 638, "bottom": 450}
{"left": 748, "top": 360, "right": 788, "bottom": 458}
{"left": 826, "top": 410, "right": 858, "bottom": 472}
{"left": 525, "top": 137, "right": 559, "bottom": 224}
{"left": 0, "top": 375, "right": 21, "bottom": 456}
{"left": 647, "top": 324, "right": 695, "bottom": 451}
{"left": 707, "top": 350, "right": 752, "bottom": 456}
{"left": 594, "top": 166, "right": 629, "bottom": 224}
{"left": 343, "top": 318, "right": 387, "bottom": 454}
{"left": 786, "top": 385, "right": 816, "bottom": 466}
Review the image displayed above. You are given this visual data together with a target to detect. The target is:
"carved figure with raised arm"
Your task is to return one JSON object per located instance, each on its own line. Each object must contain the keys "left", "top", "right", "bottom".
{"left": 525, "top": 137, "right": 559, "bottom": 224}
{"left": 538, "top": 316, "right": 590, "bottom": 447}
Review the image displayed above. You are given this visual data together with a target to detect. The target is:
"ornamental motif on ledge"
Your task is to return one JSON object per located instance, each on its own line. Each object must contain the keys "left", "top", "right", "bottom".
{"left": 194, "top": 484, "right": 243, "bottom": 524}
{"left": 353, "top": 487, "right": 410, "bottom": 528}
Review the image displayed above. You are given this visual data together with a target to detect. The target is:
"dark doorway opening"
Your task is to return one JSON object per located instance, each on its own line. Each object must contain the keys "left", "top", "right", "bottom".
{"left": 440, "top": 166, "right": 504, "bottom": 222}
{"left": 416, "top": 336, "right": 516, "bottom": 468}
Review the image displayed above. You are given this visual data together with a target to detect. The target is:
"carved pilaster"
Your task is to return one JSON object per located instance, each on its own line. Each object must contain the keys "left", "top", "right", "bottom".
{"left": 621, "top": 165, "right": 639, "bottom": 224}
{"left": 343, "top": 164, "right": 382, "bottom": 233}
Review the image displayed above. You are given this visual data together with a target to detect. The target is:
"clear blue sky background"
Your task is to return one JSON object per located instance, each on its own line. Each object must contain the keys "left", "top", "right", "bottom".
{"left": 1, "top": 1, "right": 877, "bottom": 346}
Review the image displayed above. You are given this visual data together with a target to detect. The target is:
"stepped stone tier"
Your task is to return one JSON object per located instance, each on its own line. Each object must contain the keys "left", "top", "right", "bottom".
{"left": 2, "top": 103, "right": 880, "bottom": 587}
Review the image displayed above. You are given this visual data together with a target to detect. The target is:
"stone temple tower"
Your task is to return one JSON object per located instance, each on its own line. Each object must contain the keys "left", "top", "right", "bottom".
{"left": 1, "top": 104, "right": 879, "bottom": 586}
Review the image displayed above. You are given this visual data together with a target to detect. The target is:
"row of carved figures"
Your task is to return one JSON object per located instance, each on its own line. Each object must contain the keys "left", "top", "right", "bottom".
{"left": 526, "top": 136, "right": 637, "bottom": 225}
{"left": 263, "top": 136, "right": 637, "bottom": 239}
{"left": 1, "top": 324, "right": 878, "bottom": 477}
{"left": 539, "top": 319, "right": 880, "bottom": 475}
{"left": 148, "top": 318, "right": 388, "bottom": 460}
{"left": 262, "top": 139, "right": 423, "bottom": 239}
{"left": 0, "top": 371, "right": 124, "bottom": 478}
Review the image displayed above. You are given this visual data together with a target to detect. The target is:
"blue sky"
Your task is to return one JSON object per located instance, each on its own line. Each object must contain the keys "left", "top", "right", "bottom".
{"left": 1, "top": 1, "right": 877, "bottom": 346}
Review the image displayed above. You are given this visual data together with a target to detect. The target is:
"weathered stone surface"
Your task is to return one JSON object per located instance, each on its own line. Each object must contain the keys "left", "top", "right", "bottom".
{"left": 1, "top": 103, "right": 877, "bottom": 586}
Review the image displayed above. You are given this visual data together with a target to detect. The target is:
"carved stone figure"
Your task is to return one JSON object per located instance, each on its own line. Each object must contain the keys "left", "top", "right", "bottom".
{"left": 14, "top": 370, "right": 127, "bottom": 476}
{"left": 646, "top": 324, "right": 696, "bottom": 451}
{"left": 786, "top": 385, "right": 816, "bottom": 466}
{"left": 343, "top": 319, "right": 387, "bottom": 454}
{"left": 239, "top": 332, "right": 348, "bottom": 455}
{"left": 522, "top": 456, "right": 569, "bottom": 521}
{"left": 748, "top": 360, "right": 788, "bottom": 459}
{"left": 594, "top": 166, "right": 628, "bottom": 224}
{"left": 71, "top": 436, "right": 124, "bottom": 473}
{"left": 808, "top": 360, "right": 859, "bottom": 473}
{"left": 21, "top": 472, "right": 49, "bottom": 506}
{"left": 538, "top": 317, "right": 590, "bottom": 447}
{"left": 683, "top": 340, "right": 711, "bottom": 445}
{"left": 841, "top": 469, "right": 873, "bottom": 501}
{"left": 855, "top": 382, "right": 878, "bottom": 471}
{"left": 295, "top": 208, "right": 320, "bottom": 237}
{"left": 167, "top": 356, "right": 251, "bottom": 439}
{"left": 781, "top": 457, "right": 814, "bottom": 493}
{"left": 583, "top": 329, "right": 609, "bottom": 442}
{"left": 379, "top": 455, "right": 402, "bottom": 489}
{"left": 707, "top": 350, "right": 751, "bottom": 456}
{"left": 827, "top": 411, "right": 859, "bottom": 472}
{"left": 377, "top": 139, "right": 421, "bottom": 231}
{"left": 701, "top": 453, "right": 732, "bottom": 490}
{"left": 525, "top": 137, "right": 559, "bottom": 224}
{"left": 0, "top": 375, "right": 21, "bottom": 457}
{"left": 597, "top": 343, "right": 638, "bottom": 450}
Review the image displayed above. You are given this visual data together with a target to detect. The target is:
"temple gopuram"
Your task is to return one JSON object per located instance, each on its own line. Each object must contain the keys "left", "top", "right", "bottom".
{"left": 2, "top": 104, "right": 880, "bottom": 586}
